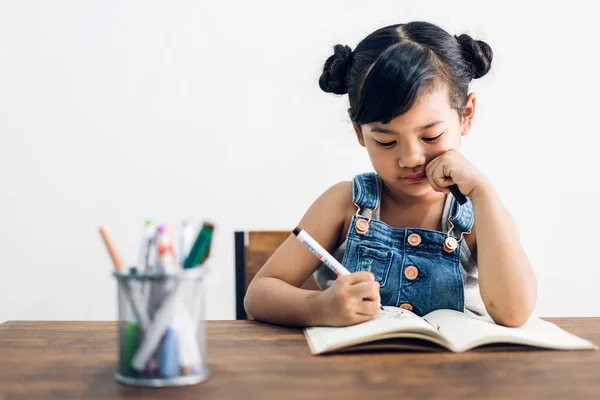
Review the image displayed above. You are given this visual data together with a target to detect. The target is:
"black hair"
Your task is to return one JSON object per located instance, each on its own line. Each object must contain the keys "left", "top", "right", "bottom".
{"left": 319, "top": 22, "right": 493, "bottom": 125}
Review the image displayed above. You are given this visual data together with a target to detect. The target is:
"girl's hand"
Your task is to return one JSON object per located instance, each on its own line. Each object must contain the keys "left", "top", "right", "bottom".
{"left": 425, "top": 149, "right": 490, "bottom": 198}
{"left": 315, "top": 271, "right": 381, "bottom": 326}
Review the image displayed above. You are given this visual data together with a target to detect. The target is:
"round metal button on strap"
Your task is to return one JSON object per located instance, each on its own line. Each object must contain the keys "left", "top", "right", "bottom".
{"left": 355, "top": 219, "right": 369, "bottom": 235}
{"left": 443, "top": 236, "right": 458, "bottom": 253}
{"left": 404, "top": 266, "right": 418, "bottom": 280}
{"left": 407, "top": 233, "right": 422, "bottom": 246}
{"left": 399, "top": 303, "right": 413, "bottom": 311}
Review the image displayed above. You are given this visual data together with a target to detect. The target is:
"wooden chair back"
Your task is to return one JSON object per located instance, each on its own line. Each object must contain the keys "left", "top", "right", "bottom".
{"left": 234, "top": 231, "right": 320, "bottom": 319}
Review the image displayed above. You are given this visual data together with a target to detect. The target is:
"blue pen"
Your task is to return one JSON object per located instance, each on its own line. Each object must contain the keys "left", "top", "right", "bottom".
{"left": 159, "top": 328, "right": 180, "bottom": 378}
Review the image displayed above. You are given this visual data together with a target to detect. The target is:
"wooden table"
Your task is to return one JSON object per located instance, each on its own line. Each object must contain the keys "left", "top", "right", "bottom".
{"left": 1, "top": 319, "right": 600, "bottom": 399}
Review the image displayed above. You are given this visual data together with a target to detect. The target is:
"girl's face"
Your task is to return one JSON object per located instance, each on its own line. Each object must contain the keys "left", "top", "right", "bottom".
{"left": 353, "top": 84, "right": 475, "bottom": 202}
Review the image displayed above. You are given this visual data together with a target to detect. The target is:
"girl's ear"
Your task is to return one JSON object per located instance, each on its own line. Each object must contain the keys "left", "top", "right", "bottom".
{"left": 461, "top": 93, "right": 477, "bottom": 136}
{"left": 353, "top": 122, "right": 365, "bottom": 147}
{"left": 348, "top": 108, "right": 366, "bottom": 147}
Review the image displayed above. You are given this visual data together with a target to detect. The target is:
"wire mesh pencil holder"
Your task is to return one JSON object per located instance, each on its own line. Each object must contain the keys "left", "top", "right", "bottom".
{"left": 113, "top": 267, "right": 209, "bottom": 387}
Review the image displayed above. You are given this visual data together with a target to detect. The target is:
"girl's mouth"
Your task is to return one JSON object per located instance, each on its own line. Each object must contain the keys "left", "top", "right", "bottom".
{"left": 404, "top": 173, "right": 426, "bottom": 183}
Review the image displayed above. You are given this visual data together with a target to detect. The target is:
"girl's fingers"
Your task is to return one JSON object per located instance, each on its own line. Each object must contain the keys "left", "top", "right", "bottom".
{"left": 345, "top": 271, "right": 375, "bottom": 284}
{"left": 349, "top": 280, "right": 380, "bottom": 301}
{"left": 426, "top": 157, "right": 453, "bottom": 193}
{"left": 356, "top": 298, "right": 382, "bottom": 316}
{"left": 351, "top": 313, "right": 377, "bottom": 325}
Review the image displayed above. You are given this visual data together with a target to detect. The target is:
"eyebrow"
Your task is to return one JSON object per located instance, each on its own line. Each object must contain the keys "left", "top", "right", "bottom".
{"left": 371, "top": 120, "right": 444, "bottom": 134}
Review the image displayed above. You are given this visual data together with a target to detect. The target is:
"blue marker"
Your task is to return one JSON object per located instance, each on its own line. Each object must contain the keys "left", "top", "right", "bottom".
{"left": 159, "top": 328, "right": 180, "bottom": 378}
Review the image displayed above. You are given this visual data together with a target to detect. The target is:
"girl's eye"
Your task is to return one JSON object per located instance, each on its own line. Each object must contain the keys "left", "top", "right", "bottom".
{"left": 374, "top": 140, "right": 396, "bottom": 148}
{"left": 422, "top": 132, "right": 445, "bottom": 142}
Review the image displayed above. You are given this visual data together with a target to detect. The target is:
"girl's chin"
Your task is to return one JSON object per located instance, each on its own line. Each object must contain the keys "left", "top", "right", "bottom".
{"left": 402, "top": 185, "right": 433, "bottom": 196}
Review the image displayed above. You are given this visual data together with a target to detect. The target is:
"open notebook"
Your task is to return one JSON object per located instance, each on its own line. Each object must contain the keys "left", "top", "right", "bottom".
{"left": 304, "top": 306, "right": 598, "bottom": 355}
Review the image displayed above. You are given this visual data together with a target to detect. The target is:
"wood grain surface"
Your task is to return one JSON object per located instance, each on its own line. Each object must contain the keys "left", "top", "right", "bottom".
{"left": 247, "top": 231, "right": 319, "bottom": 291}
{"left": 1, "top": 319, "right": 599, "bottom": 399}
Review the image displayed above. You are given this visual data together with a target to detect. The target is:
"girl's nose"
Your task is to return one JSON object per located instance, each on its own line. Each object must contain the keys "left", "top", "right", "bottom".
{"left": 397, "top": 144, "right": 426, "bottom": 169}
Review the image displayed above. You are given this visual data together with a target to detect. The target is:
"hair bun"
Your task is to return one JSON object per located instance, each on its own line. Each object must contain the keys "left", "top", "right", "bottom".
{"left": 319, "top": 44, "right": 353, "bottom": 94}
{"left": 455, "top": 34, "right": 493, "bottom": 79}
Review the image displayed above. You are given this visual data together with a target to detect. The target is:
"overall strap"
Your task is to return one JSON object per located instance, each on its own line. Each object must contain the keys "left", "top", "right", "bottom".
{"left": 448, "top": 195, "right": 475, "bottom": 235}
{"left": 352, "top": 172, "right": 380, "bottom": 211}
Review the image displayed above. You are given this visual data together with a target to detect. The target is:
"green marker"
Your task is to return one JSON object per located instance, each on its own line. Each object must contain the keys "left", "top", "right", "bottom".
{"left": 120, "top": 322, "right": 140, "bottom": 376}
{"left": 183, "top": 222, "right": 214, "bottom": 269}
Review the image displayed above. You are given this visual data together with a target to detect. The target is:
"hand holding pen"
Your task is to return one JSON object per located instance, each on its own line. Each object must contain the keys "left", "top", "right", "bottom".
{"left": 314, "top": 271, "right": 383, "bottom": 327}
{"left": 293, "top": 228, "right": 383, "bottom": 326}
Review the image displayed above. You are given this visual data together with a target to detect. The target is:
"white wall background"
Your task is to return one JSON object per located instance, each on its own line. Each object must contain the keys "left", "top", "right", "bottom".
{"left": 1, "top": 0, "right": 599, "bottom": 322}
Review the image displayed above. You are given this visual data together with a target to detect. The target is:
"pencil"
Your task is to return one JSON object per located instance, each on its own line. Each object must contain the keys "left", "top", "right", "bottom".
{"left": 99, "top": 226, "right": 125, "bottom": 272}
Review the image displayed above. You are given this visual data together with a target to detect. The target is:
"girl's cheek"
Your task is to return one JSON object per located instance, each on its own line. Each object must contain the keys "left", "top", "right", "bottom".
{"left": 436, "top": 140, "right": 455, "bottom": 153}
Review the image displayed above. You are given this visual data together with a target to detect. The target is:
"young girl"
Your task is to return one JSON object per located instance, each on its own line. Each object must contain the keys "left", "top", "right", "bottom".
{"left": 244, "top": 21, "right": 537, "bottom": 328}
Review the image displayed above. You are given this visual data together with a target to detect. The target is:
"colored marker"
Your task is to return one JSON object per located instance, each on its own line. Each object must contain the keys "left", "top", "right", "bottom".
{"left": 120, "top": 323, "right": 140, "bottom": 376}
{"left": 156, "top": 225, "right": 179, "bottom": 274}
{"left": 138, "top": 220, "right": 155, "bottom": 272}
{"left": 183, "top": 222, "right": 215, "bottom": 269}
{"left": 449, "top": 184, "right": 467, "bottom": 205}
{"left": 292, "top": 227, "right": 350, "bottom": 276}
{"left": 293, "top": 227, "right": 382, "bottom": 308}
{"left": 158, "top": 328, "right": 180, "bottom": 378}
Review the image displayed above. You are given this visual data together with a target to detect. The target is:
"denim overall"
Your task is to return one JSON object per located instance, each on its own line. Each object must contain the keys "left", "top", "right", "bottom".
{"left": 341, "top": 172, "right": 475, "bottom": 316}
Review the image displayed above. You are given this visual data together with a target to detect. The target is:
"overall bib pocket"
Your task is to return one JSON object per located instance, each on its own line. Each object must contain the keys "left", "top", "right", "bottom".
{"left": 356, "top": 246, "right": 393, "bottom": 288}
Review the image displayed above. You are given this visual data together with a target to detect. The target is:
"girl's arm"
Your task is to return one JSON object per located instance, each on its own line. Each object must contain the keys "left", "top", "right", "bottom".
{"left": 426, "top": 149, "right": 537, "bottom": 327}
{"left": 244, "top": 181, "right": 380, "bottom": 327}
{"left": 470, "top": 182, "right": 537, "bottom": 327}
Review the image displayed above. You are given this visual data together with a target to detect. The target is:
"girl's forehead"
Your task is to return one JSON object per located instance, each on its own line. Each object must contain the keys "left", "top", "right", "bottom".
{"left": 371, "top": 86, "right": 454, "bottom": 130}
{"left": 410, "top": 84, "right": 453, "bottom": 114}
